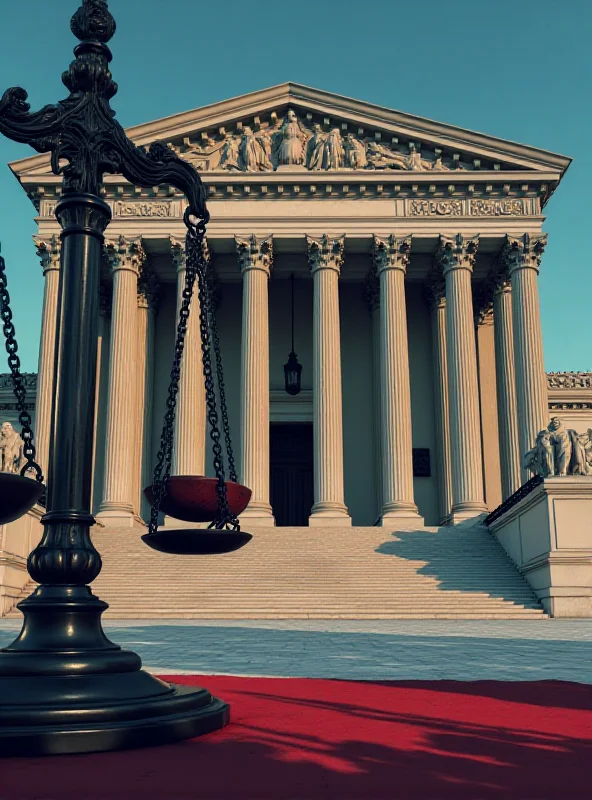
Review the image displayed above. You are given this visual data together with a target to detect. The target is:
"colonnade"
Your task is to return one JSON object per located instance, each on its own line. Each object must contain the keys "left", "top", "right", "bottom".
{"left": 33, "top": 230, "right": 548, "bottom": 527}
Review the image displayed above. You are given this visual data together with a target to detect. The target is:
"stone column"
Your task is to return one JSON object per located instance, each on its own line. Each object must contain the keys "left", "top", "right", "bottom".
{"left": 373, "top": 234, "right": 421, "bottom": 525}
{"left": 91, "top": 284, "right": 111, "bottom": 513}
{"left": 134, "top": 269, "right": 161, "bottom": 521}
{"left": 426, "top": 276, "right": 453, "bottom": 524}
{"left": 492, "top": 276, "right": 521, "bottom": 498}
{"left": 363, "top": 267, "right": 382, "bottom": 523}
{"left": 97, "top": 236, "right": 144, "bottom": 527}
{"left": 504, "top": 233, "right": 548, "bottom": 484}
{"left": 437, "top": 234, "right": 487, "bottom": 523}
{"left": 307, "top": 234, "right": 351, "bottom": 526}
{"left": 33, "top": 235, "right": 61, "bottom": 480}
{"left": 236, "top": 235, "right": 275, "bottom": 525}
{"left": 171, "top": 237, "right": 206, "bottom": 478}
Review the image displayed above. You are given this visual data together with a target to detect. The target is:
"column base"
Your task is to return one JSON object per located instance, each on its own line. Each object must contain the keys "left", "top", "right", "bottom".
{"left": 449, "top": 503, "right": 488, "bottom": 526}
{"left": 95, "top": 508, "right": 135, "bottom": 528}
{"left": 239, "top": 503, "right": 275, "bottom": 527}
{"left": 308, "top": 503, "right": 351, "bottom": 527}
{"left": 380, "top": 504, "right": 424, "bottom": 528}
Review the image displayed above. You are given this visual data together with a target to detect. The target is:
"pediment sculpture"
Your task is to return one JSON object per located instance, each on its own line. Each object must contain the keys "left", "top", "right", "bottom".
{"left": 174, "top": 110, "right": 480, "bottom": 173}
{"left": 524, "top": 417, "right": 592, "bottom": 478}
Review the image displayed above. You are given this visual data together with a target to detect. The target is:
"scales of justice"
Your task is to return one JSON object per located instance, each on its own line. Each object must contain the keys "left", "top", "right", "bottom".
{"left": 0, "top": 0, "right": 253, "bottom": 755}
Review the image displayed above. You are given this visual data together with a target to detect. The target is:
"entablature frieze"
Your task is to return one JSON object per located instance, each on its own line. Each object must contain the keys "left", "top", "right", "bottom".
{"left": 35, "top": 194, "right": 542, "bottom": 221}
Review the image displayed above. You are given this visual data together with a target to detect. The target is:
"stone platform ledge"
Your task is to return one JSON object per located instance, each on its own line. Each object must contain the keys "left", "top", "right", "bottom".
{"left": 486, "top": 477, "right": 592, "bottom": 618}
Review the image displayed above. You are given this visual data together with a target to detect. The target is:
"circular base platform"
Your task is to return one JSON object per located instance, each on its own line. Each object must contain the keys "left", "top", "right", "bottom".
{"left": 0, "top": 682, "right": 229, "bottom": 757}
{"left": 142, "top": 529, "right": 252, "bottom": 555}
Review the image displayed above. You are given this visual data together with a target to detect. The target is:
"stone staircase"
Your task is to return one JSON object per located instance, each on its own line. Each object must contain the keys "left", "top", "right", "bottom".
{"left": 6, "top": 523, "right": 547, "bottom": 619}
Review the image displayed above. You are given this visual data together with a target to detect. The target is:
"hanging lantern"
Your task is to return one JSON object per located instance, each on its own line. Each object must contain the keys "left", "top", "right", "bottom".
{"left": 284, "top": 273, "right": 302, "bottom": 396}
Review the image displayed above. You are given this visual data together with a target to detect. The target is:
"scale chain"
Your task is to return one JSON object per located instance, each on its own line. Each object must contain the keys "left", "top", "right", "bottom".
{"left": 148, "top": 217, "right": 238, "bottom": 535}
{"left": 0, "top": 246, "right": 43, "bottom": 483}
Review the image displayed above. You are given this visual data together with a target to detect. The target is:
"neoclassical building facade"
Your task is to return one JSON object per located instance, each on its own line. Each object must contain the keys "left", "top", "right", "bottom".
{"left": 9, "top": 84, "right": 571, "bottom": 528}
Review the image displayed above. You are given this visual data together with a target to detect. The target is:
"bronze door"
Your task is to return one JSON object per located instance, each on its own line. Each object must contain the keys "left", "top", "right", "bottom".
{"left": 270, "top": 422, "right": 314, "bottom": 526}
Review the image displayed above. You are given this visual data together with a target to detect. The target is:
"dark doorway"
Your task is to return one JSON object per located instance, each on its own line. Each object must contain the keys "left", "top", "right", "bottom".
{"left": 270, "top": 422, "right": 314, "bottom": 526}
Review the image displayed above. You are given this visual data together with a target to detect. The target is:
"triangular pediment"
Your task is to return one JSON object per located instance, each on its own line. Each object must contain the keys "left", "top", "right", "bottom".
{"left": 11, "top": 82, "right": 571, "bottom": 182}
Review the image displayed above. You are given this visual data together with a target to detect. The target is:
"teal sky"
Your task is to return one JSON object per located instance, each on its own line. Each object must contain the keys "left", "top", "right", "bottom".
{"left": 0, "top": 0, "right": 589, "bottom": 371}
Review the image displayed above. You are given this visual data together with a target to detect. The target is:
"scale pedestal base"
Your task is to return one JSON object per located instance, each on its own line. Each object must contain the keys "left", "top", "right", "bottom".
{"left": 0, "top": 585, "right": 229, "bottom": 756}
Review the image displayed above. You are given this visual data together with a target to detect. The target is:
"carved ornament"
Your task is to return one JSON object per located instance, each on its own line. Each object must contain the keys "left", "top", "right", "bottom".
{"left": 306, "top": 234, "right": 345, "bottom": 273}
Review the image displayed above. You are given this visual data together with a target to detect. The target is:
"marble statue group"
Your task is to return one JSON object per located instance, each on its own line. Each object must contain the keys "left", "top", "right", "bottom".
{"left": 524, "top": 417, "right": 592, "bottom": 478}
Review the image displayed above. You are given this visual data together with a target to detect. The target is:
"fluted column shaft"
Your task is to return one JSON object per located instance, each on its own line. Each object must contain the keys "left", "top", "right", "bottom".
{"left": 364, "top": 270, "right": 382, "bottom": 522}
{"left": 373, "top": 235, "right": 420, "bottom": 524}
{"left": 307, "top": 235, "right": 351, "bottom": 526}
{"left": 493, "top": 281, "right": 521, "bottom": 498}
{"left": 33, "top": 236, "right": 61, "bottom": 480}
{"left": 236, "top": 235, "right": 274, "bottom": 524}
{"left": 504, "top": 234, "right": 548, "bottom": 484}
{"left": 429, "top": 290, "right": 453, "bottom": 523}
{"left": 438, "top": 234, "right": 487, "bottom": 522}
{"left": 171, "top": 239, "right": 206, "bottom": 477}
{"left": 134, "top": 272, "right": 160, "bottom": 520}
{"left": 97, "top": 236, "right": 144, "bottom": 526}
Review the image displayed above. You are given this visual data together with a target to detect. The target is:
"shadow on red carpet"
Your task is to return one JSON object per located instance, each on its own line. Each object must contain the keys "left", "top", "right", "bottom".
{"left": 1, "top": 677, "right": 590, "bottom": 800}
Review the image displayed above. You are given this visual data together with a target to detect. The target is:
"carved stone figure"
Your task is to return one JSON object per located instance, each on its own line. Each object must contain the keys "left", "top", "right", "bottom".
{"left": 548, "top": 417, "right": 571, "bottom": 476}
{"left": 306, "top": 124, "right": 326, "bottom": 170}
{"left": 523, "top": 417, "right": 592, "bottom": 478}
{"left": 569, "top": 429, "right": 589, "bottom": 475}
{"left": 365, "top": 141, "right": 408, "bottom": 170}
{"left": 219, "top": 136, "right": 240, "bottom": 171}
{"left": 238, "top": 127, "right": 272, "bottom": 171}
{"left": 343, "top": 133, "right": 367, "bottom": 169}
{"left": 524, "top": 430, "right": 554, "bottom": 478}
{"left": 275, "top": 110, "right": 306, "bottom": 166}
{"left": 406, "top": 143, "right": 426, "bottom": 171}
{"left": 0, "top": 421, "right": 25, "bottom": 474}
{"left": 321, "top": 128, "right": 345, "bottom": 170}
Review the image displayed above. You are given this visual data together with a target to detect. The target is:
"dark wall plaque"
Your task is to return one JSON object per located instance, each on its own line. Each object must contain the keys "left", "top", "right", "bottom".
{"left": 412, "top": 448, "right": 431, "bottom": 478}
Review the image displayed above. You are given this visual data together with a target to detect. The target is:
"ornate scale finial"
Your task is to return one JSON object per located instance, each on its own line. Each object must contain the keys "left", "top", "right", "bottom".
{"left": 70, "top": 0, "right": 116, "bottom": 43}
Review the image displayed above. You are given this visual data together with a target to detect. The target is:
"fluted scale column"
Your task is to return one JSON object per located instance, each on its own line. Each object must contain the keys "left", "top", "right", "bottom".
{"left": 493, "top": 278, "right": 521, "bottom": 498}
{"left": 33, "top": 235, "right": 61, "bottom": 480}
{"left": 426, "top": 278, "right": 453, "bottom": 524}
{"left": 363, "top": 267, "right": 382, "bottom": 522}
{"left": 236, "top": 235, "right": 275, "bottom": 525}
{"left": 307, "top": 235, "right": 351, "bottom": 526}
{"left": 171, "top": 237, "right": 206, "bottom": 478}
{"left": 97, "top": 236, "right": 144, "bottom": 527}
{"left": 504, "top": 234, "right": 548, "bottom": 484}
{"left": 373, "top": 234, "right": 421, "bottom": 525}
{"left": 134, "top": 269, "right": 161, "bottom": 520}
{"left": 437, "top": 234, "right": 487, "bottom": 523}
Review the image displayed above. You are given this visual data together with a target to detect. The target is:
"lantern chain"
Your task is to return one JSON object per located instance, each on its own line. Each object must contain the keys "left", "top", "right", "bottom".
{"left": 0, "top": 246, "right": 43, "bottom": 483}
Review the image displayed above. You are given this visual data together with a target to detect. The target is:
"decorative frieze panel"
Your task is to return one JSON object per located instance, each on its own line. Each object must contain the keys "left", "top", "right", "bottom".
{"left": 548, "top": 373, "right": 592, "bottom": 389}
{"left": 404, "top": 198, "right": 537, "bottom": 217}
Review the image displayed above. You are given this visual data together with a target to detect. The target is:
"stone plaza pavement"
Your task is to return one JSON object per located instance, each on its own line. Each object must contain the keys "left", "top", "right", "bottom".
{"left": 0, "top": 619, "right": 590, "bottom": 682}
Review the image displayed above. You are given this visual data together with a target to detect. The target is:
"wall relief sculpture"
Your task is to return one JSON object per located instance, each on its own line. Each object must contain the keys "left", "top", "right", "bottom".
{"left": 547, "top": 372, "right": 592, "bottom": 389}
{"left": 524, "top": 417, "right": 592, "bottom": 478}
{"left": 174, "top": 109, "right": 491, "bottom": 173}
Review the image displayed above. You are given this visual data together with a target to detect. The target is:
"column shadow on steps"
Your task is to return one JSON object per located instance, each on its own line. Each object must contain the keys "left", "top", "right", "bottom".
{"left": 376, "top": 528, "right": 539, "bottom": 607}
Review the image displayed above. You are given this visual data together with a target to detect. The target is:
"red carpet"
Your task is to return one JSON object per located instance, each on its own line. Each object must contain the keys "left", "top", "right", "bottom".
{"left": 1, "top": 676, "right": 590, "bottom": 799}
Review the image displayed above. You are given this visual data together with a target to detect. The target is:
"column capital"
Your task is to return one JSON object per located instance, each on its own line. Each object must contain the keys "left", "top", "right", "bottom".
{"left": 105, "top": 235, "right": 145, "bottom": 275}
{"left": 372, "top": 234, "right": 412, "bottom": 274}
{"left": 138, "top": 269, "right": 162, "bottom": 312}
{"left": 436, "top": 233, "right": 480, "bottom": 275}
{"left": 306, "top": 234, "right": 345, "bottom": 274}
{"left": 235, "top": 234, "right": 273, "bottom": 276}
{"left": 34, "top": 234, "right": 61, "bottom": 275}
{"left": 502, "top": 233, "right": 547, "bottom": 275}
